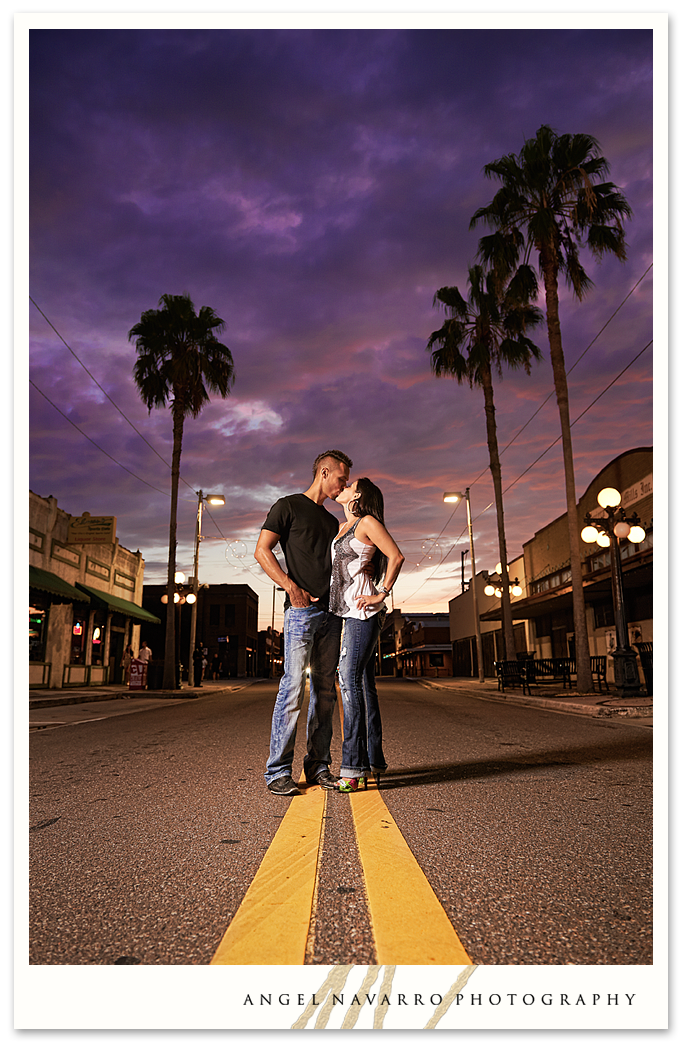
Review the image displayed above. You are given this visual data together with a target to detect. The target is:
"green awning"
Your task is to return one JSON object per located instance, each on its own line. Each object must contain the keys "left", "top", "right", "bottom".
{"left": 29, "top": 565, "right": 87, "bottom": 602}
{"left": 75, "top": 582, "right": 161, "bottom": 624}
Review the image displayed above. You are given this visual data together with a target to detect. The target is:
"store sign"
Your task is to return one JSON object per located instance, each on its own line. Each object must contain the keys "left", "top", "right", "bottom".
{"left": 621, "top": 474, "right": 653, "bottom": 509}
{"left": 128, "top": 659, "right": 147, "bottom": 691}
{"left": 68, "top": 512, "right": 116, "bottom": 545}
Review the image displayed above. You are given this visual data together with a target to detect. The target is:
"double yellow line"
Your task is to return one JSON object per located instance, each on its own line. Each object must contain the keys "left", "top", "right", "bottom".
{"left": 210, "top": 783, "right": 471, "bottom": 966}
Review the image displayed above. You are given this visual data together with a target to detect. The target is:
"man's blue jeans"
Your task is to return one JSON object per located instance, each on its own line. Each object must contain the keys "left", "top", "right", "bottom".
{"left": 265, "top": 605, "right": 342, "bottom": 786}
{"left": 337, "top": 613, "right": 387, "bottom": 778}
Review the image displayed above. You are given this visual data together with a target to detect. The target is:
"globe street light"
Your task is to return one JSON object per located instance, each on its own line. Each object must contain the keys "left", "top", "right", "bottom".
{"left": 187, "top": 491, "right": 226, "bottom": 686}
{"left": 443, "top": 490, "right": 484, "bottom": 682}
{"left": 161, "top": 575, "right": 197, "bottom": 688}
{"left": 581, "top": 487, "right": 645, "bottom": 697}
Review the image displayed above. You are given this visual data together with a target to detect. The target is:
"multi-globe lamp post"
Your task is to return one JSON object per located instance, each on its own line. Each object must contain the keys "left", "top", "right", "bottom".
{"left": 581, "top": 487, "right": 646, "bottom": 698}
{"left": 161, "top": 571, "right": 196, "bottom": 687}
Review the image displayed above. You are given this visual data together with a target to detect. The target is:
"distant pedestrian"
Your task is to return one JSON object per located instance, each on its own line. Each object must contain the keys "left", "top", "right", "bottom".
{"left": 211, "top": 651, "right": 221, "bottom": 680}
{"left": 192, "top": 644, "right": 204, "bottom": 687}
{"left": 138, "top": 642, "right": 152, "bottom": 663}
{"left": 121, "top": 644, "right": 134, "bottom": 684}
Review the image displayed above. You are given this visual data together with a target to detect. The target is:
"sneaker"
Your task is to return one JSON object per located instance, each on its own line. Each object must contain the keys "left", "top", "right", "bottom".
{"left": 268, "top": 775, "right": 301, "bottom": 796}
{"left": 336, "top": 776, "right": 367, "bottom": 793}
{"left": 305, "top": 770, "right": 340, "bottom": 790}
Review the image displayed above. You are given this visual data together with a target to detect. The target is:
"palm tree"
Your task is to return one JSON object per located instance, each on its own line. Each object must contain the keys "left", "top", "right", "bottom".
{"left": 428, "top": 264, "right": 542, "bottom": 663}
{"left": 129, "top": 293, "right": 235, "bottom": 690}
{"left": 470, "top": 125, "right": 632, "bottom": 692}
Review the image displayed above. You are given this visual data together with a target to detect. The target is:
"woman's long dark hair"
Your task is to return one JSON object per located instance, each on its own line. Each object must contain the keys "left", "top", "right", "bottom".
{"left": 352, "top": 477, "right": 387, "bottom": 584}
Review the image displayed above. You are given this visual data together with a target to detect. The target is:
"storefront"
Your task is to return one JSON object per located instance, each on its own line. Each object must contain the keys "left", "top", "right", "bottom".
{"left": 29, "top": 491, "right": 159, "bottom": 689}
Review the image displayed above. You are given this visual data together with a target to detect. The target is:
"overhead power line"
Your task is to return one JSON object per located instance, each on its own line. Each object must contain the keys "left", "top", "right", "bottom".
{"left": 29, "top": 296, "right": 201, "bottom": 499}
{"left": 396, "top": 338, "right": 653, "bottom": 607}
{"left": 30, "top": 379, "right": 171, "bottom": 497}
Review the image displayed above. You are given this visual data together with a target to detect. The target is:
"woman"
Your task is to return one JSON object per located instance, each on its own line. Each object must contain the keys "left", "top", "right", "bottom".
{"left": 120, "top": 644, "right": 134, "bottom": 685}
{"left": 329, "top": 477, "right": 404, "bottom": 792}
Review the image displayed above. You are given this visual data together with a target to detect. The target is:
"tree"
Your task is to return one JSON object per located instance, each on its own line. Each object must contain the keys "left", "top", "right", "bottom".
{"left": 428, "top": 264, "right": 542, "bottom": 662}
{"left": 470, "top": 125, "right": 632, "bottom": 692}
{"left": 129, "top": 293, "right": 235, "bottom": 690}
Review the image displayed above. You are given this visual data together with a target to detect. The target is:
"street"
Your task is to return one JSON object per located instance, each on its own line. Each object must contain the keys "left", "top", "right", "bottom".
{"left": 29, "top": 680, "right": 653, "bottom": 966}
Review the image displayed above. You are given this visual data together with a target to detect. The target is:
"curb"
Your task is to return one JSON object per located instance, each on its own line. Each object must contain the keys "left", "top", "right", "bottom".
{"left": 411, "top": 678, "right": 653, "bottom": 719}
{"left": 28, "top": 680, "right": 264, "bottom": 710}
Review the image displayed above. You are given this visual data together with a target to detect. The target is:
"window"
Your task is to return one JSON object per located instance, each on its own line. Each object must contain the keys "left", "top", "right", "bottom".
{"left": 210, "top": 604, "right": 221, "bottom": 626}
{"left": 29, "top": 602, "right": 48, "bottom": 662}
{"left": 429, "top": 653, "right": 444, "bottom": 668}
{"left": 530, "top": 568, "right": 571, "bottom": 596}
{"left": 592, "top": 600, "right": 614, "bottom": 629}
{"left": 71, "top": 605, "right": 89, "bottom": 664}
{"left": 91, "top": 615, "right": 106, "bottom": 666}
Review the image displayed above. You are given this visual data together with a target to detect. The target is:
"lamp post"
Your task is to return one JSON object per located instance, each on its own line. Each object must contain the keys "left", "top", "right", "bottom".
{"left": 161, "top": 572, "right": 196, "bottom": 688}
{"left": 444, "top": 490, "right": 484, "bottom": 682}
{"left": 187, "top": 491, "right": 225, "bottom": 686}
{"left": 581, "top": 487, "right": 646, "bottom": 698}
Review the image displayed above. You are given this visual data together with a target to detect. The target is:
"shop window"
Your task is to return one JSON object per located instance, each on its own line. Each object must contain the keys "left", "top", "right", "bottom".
{"left": 429, "top": 653, "right": 444, "bottom": 667}
{"left": 91, "top": 616, "right": 106, "bottom": 666}
{"left": 71, "top": 605, "right": 89, "bottom": 664}
{"left": 592, "top": 600, "right": 614, "bottom": 629}
{"left": 29, "top": 602, "right": 48, "bottom": 662}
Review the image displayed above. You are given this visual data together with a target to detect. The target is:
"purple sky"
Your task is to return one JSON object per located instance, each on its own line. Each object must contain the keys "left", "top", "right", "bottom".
{"left": 28, "top": 26, "right": 654, "bottom": 628}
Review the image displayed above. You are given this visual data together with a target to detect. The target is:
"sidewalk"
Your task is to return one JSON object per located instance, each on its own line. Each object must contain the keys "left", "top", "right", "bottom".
{"left": 409, "top": 675, "right": 653, "bottom": 724}
{"left": 28, "top": 679, "right": 267, "bottom": 710}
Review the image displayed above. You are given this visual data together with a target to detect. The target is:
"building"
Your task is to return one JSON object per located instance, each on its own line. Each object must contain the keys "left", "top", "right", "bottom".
{"left": 29, "top": 491, "right": 160, "bottom": 689}
{"left": 449, "top": 448, "right": 653, "bottom": 683}
{"left": 449, "top": 554, "right": 529, "bottom": 677}
{"left": 380, "top": 610, "right": 452, "bottom": 677}
{"left": 141, "top": 582, "right": 259, "bottom": 678}
{"left": 258, "top": 626, "right": 283, "bottom": 678}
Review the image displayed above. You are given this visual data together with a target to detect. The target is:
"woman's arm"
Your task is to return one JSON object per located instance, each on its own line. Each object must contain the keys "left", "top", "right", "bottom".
{"left": 354, "top": 516, "right": 405, "bottom": 609}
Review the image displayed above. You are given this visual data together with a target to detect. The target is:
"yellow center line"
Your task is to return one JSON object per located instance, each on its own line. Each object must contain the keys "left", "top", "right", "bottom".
{"left": 349, "top": 788, "right": 473, "bottom": 965}
{"left": 210, "top": 783, "right": 326, "bottom": 965}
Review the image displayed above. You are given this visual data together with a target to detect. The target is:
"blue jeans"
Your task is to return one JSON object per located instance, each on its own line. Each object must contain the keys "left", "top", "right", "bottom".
{"left": 337, "top": 613, "right": 387, "bottom": 777}
{"left": 265, "top": 606, "right": 342, "bottom": 786}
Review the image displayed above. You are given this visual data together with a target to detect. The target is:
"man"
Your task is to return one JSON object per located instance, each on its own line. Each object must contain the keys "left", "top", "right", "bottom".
{"left": 137, "top": 640, "right": 152, "bottom": 690}
{"left": 138, "top": 641, "right": 152, "bottom": 663}
{"left": 255, "top": 449, "right": 352, "bottom": 796}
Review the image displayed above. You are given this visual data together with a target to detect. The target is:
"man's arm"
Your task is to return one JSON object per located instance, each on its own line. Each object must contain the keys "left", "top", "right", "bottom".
{"left": 254, "top": 529, "right": 318, "bottom": 608}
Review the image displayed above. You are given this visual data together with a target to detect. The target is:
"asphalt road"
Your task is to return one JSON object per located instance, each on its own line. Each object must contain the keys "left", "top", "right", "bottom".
{"left": 28, "top": 679, "right": 653, "bottom": 966}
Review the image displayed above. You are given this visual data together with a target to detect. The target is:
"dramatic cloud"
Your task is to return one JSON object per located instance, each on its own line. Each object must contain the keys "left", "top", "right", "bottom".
{"left": 28, "top": 26, "right": 654, "bottom": 626}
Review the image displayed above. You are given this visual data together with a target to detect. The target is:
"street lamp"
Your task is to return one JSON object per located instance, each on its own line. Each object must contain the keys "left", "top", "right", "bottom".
{"left": 581, "top": 487, "right": 645, "bottom": 697}
{"left": 483, "top": 567, "right": 523, "bottom": 599}
{"left": 161, "top": 573, "right": 197, "bottom": 687}
{"left": 187, "top": 491, "right": 225, "bottom": 686}
{"left": 443, "top": 490, "right": 484, "bottom": 682}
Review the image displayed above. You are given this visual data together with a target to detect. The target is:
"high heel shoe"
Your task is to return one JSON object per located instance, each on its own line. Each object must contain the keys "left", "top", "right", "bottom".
{"left": 337, "top": 776, "right": 367, "bottom": 793}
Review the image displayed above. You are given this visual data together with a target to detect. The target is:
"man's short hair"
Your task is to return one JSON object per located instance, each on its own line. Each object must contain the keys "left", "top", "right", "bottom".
{"left": 312, "top": 449, "right": 353, "bottom": 478}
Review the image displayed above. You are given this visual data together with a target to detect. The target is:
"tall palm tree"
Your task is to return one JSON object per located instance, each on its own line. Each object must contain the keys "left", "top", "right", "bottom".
{"left": 428, "top": 264, "right": 542, "bottom": 663}
{"left": 129, "top": 293, "right": 235, "bottom": 690}
{"left": 470, "top": 125, "right": 632, "bottom": 692}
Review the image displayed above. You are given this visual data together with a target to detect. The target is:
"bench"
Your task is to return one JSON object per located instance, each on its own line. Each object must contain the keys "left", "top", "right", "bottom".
{"left": 634, "top": 642, "right": 653, "bottom": 695}
{"left": 525, "top": 657, "right": 572, "bottom": 689}
{"left": 494, "top": 660, "right": 529, "bottom": 694}
{"left": 495, "top": 656, "right": 609, "bottom": 695}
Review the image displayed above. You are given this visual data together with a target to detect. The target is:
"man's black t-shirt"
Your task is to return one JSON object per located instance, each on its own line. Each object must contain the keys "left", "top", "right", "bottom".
{"left": 261, "top": 493, "right": 339, "bottom": 610}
